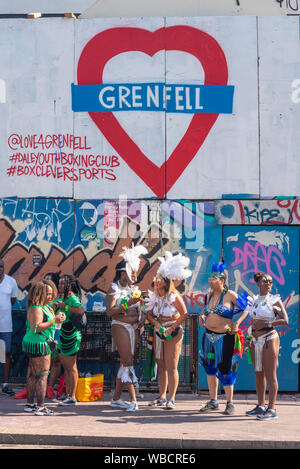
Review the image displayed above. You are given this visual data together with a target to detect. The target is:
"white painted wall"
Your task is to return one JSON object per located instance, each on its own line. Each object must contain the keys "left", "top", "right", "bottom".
{"left": 80, "top": 0, "right": 286, "bottom": 18}
{"left": 0, "top": 0, "right": 96, "bottom": 14}
{"left": 165, "top": 16, "right": 259, "bottom": 199}
{"left": 259, "top": 16, "right": 300, "bottom": 197}
{"left": 0, "top": 18, "right": 74, "bottom": 198}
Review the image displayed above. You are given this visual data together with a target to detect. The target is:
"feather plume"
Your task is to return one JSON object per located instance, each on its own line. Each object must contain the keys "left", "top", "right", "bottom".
{"left": 120, "top": 244, "right": 148, "bottom": 276}
{"left": 157, "top": 251, "right": 192, "bottom": 281}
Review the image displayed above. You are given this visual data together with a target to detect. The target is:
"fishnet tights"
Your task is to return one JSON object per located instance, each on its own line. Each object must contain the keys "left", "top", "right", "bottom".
{"left": 27, "top": 355, "right": 51, "bottom": 407}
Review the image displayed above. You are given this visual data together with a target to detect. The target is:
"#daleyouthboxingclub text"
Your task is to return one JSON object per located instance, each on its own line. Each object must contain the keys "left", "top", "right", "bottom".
{"left": 7, "top": 133, "right": 119, "bottom": 182}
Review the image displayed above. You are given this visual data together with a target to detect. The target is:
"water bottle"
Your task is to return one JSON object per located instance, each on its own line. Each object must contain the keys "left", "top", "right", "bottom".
{"left": 55, "top": 312, "right": 64, "bottom": 330}
{"left": 246, "top": 348, "right": 253, "bottom": 365}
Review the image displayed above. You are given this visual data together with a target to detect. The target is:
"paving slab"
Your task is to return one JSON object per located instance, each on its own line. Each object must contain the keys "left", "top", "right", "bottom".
{"left": 0, "top": 391, "right": 299, "bottom": 449}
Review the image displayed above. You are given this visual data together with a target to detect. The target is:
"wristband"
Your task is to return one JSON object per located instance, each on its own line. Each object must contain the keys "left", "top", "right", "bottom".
{"left": 52, "top": 318, "right": 56, "bottom": 325}
{"left": 65, "top": 305, "right": 69, "bottom": 312}
{"left": 153, "top": 319, "right": 156, "bottom": 326}
{"left": 159, "top": 326, "right": 166, "bottom": 334}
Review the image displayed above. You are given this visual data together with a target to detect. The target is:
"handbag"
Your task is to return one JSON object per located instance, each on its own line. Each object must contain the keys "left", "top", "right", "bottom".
{"left": 70, "top": 311, "right": 87, "bottom": 330}
{"left": 40, "top": 332, "right": 58, "bottom": 352}
{"left": 46, "top": 338, "right": 58, "bottom": 352}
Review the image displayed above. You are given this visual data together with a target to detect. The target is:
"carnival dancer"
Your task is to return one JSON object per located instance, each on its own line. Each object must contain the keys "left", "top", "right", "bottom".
{"left": 22, "top": 281, "right": 65, "bottom": 415}
{"left": 106, "top": 244, "right": 148, "bottom": 412}
{"left": 56, "top": 274, "right": 85, "bottom": 406}
{"left": 245, "top": 272, "right": 288, "bottom": 420}
{"left": 146, "top": 251, "right": 190, "bottom": 410}
{"left": 198, "top": 261, "right": 249, "bottom": 415}
{"left": 42, "top": 276, "right": 64, "bottom": 399}
{"left": 14, "top": 275, "right": 62, "bottom": 401}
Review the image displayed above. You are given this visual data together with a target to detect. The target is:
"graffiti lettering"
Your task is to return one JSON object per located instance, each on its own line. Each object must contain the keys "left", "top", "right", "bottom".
{"left": 287, "top": 0, "right": 300, "bottom": 14}
{"left": 231, "top": 241, "right": 286, "bottom": 284}
{"left": 0, "top": 217, "right": 165, "bottom": 298}
{"left": 216, "top": 199, "right": 300, "bottom": 225}
{"left": 8, "top": 133, "right": 91, "bottom": 151}
{"left": 277, "top": 199, "right": 300, "bottom": 223}
{"left": 7, "top": 164, "right": 116, "bottom": 182}
{"left": 184, "top": 292, "right": 205, "bottom": 311}
{"left": 7, "top": 134, "right": 120, "bottom": 182}
{"left": 243, "top": 206, "right": 283, "bottom": 225}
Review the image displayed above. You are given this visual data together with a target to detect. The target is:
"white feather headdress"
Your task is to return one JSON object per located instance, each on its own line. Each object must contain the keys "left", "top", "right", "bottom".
{"left": 157, "top": 251, "right": 192, "bottom": 281}
{"left": 120, "top": 244, "right": 148, "bottom": 279}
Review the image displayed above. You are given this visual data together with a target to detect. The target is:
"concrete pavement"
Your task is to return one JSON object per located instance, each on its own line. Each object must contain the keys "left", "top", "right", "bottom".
{"left": 0, "top": 390, "right": 299, "bottom": 449}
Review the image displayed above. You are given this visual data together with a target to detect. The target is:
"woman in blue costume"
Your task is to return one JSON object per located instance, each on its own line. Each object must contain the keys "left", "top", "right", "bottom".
{"left": 198, "top": 262, "right": 249, "bottom": 415}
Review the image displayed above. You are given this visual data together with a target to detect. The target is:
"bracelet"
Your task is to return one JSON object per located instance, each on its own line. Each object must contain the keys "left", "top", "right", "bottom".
{"left": 52, "top": 318, "right": 55, "bottom": 325}
{"left": 120, "top": 298, "right": 128, "bottom": 309}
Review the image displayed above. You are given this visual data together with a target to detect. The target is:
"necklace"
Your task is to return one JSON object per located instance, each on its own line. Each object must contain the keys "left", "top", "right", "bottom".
{"left": 156, "top": 294, "right": 168, "bottom": 317}
{"left": 208, "top": 292, "right": 222, "bottom": 311}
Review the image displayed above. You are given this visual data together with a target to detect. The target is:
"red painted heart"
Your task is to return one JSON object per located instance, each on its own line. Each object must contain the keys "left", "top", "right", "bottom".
{"left": 77, "top": 26, "right": 228, "bottom": 198}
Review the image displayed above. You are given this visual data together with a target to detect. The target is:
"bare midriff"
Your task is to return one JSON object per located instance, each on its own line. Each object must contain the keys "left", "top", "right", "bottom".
{"left": 205, "top": 313, "right": 233, "bottom": 333}
{"left": 113, "top": 306, "right": 139, "bottom": 324}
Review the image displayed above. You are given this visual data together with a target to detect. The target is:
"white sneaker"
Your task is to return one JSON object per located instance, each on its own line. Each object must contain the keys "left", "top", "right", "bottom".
{"left": 24, "top": 403, "right": 38, "bottom": 413}
{"left": 110, "top": 399, "right": 130, "bottom": 409}
{"left": 126, "top": 401, "right": 138, "bottom": 412}
{"left": 58, "top": 396, "right": 77, "bottom": 406}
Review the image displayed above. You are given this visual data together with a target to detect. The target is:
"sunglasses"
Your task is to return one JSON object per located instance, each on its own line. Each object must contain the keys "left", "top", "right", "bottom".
{"left": 261, "top": 278, "right": 273, "bottom": 284}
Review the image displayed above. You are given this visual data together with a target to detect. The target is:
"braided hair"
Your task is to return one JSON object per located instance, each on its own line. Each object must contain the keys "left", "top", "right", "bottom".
{"left": 62, "top": 274, "right": 82, "bottom": 301}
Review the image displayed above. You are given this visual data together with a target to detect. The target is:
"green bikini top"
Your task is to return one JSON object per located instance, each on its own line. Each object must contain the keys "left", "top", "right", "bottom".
{"left": 26, "top": 304, "right": 55, "bottom": 340}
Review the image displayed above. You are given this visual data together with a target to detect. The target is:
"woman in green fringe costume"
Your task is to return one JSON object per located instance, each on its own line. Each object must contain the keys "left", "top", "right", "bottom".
{"left": 22, "top": 281, "right": 65, "bottom": 415}
{"left": 42, "top": 277, "right": 63, "bottom": 398}
{"left": 55, "top": 275, "right": 85, "bottom": 406}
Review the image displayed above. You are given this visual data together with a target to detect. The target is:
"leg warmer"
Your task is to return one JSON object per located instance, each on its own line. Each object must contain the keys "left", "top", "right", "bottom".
{"left": 117, "top": 365, "right": 138, "bottom": 384}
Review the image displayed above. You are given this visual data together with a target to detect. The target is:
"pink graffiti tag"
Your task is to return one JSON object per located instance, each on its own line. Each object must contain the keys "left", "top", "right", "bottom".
{"left": 231, "top": 241, "right": 286, "bottom": 285}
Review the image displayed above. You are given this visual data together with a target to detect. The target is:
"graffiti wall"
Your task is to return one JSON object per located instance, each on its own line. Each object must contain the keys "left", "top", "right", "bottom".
{"left": 223, "top": 226, "right": 299, "bottom": 391}
{"left": 0, "top": 197, "right": 218, "bottom": 309}
{"left": 1, "top": 197, "right": 300, "bottom": 390}
{"left": 215, "top": 199, "right": 300, "bottom": 225}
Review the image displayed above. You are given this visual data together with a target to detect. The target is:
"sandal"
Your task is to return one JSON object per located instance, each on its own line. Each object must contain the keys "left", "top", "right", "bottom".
{"left": 166, "top": 400, "right": 175, "bottom": 410}
{"left": 148, "top": 397, "right": 167, "bottom": 407}
{"left": 34, "top": 406, "right": 54, "bottom": 416}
